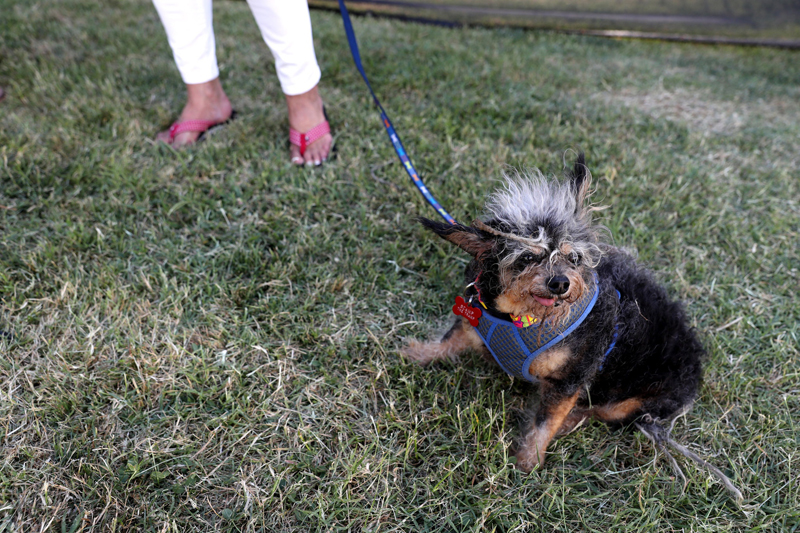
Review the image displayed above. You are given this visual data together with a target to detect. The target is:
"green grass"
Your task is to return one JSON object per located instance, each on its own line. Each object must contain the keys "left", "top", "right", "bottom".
{"left": 1, "top": 0, "right": 799, "bottom": 531}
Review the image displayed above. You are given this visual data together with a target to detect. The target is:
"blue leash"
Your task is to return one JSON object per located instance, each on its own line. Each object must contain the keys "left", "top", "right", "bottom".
{"left": 337, "top": 0, "right": 457, "bottom": 225}
{"left": 337, "top": 4, "right": 622, "bottom": 369}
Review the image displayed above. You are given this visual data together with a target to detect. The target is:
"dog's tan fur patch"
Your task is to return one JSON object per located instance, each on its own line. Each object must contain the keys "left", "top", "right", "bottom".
{"left": 528, "top": 346, "right": 571, "bottom": 380}
{"left": 593, "top": 398, "right": 644, "bottom": 423}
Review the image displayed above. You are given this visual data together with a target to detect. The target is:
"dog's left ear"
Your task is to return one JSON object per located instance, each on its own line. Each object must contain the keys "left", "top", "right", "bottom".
{"left": 418, "top": 218, "right": 494, "bottom": 258}
{"left": 568, "top": 152, "right": 591, "bottom": 212}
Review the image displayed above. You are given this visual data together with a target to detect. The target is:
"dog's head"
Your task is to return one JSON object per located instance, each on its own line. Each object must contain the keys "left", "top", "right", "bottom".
{"left": 421, "top": 154, "right": 604, "bottom": 323}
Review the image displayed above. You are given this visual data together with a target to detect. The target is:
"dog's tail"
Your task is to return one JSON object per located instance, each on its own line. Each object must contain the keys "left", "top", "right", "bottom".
{"left": 635, "top": 407, "right": 744, "bottom": 503}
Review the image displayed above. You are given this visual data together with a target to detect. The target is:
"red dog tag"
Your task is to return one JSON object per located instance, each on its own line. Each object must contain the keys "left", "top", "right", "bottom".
{"left": 452, "top": 296, "right": 482, "bottom": 327}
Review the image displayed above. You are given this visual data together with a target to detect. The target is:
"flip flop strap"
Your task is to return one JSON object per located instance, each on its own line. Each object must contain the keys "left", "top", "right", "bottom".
{"left": 169, "top": 119, "right": 219, "bottom": 140}
{"left": 289, "top": 120, "right": 330, "bottom": 156}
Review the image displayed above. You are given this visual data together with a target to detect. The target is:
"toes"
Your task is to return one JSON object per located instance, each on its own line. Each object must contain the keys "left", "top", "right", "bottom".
{"left": 156, "top": 130, "right": 201, "bottom": 148}
{"left": 303, "top": 146, "right": 321, "bottom": 166}
{"left": 290, "top": 144, "right": 304, "bottom": 165}
{"left": 320, "top": 136, "right": 332, "bottom": 162}
{"left": 172, "top": 131, "right": 200, "bottom": 148}
{"left": 301, "top": 133, "right": 332, "bottom": 166}
{"left": 155, "top": 130, "right": 173, "bottom": 144}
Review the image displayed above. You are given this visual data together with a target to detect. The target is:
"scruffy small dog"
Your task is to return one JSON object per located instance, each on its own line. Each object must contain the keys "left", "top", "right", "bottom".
{"left": 403, "top": 154, "right": 741, "bottom": 500}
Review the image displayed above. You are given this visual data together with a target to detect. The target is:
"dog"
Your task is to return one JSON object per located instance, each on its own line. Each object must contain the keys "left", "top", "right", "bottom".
{"left": 403, "top": 154, "right": 742, "bottom": 500}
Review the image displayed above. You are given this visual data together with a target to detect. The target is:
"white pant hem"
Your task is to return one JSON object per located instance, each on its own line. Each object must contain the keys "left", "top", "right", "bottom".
{"left": 279, "top": 65, "right": 321, "bottom": 96}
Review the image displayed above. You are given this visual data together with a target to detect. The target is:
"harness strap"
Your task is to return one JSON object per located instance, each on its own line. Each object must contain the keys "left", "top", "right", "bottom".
{"left": 598, "top": 291, "right": 621, "bottom": 371}
{"left": 468, "top": 273, "right": 620, "bottom": 381}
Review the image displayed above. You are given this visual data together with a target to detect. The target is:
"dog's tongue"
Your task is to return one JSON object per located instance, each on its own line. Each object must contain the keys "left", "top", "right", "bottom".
{"left": 534, "top": 295, "right": 556, "bottom": 307}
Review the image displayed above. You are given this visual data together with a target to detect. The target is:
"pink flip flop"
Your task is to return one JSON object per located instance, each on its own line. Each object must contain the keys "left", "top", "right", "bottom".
{"left": 289, "top": 113, "right": 331, "bottom": 161}
{"left": 164, "top": 110, "right": 237, "bottom": 144}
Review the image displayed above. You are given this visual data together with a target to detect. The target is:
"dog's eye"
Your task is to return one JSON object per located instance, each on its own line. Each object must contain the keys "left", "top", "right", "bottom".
{"left": 520, "top": 252, "right": 542, "bottom": 264}
{"left": 569, "top": 253, "right": 582, "bottom": 265}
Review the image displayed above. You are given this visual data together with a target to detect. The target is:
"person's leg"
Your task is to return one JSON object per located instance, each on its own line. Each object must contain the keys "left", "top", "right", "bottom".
{"left": 152, "top": 0, "right": 233, "bottom": 147}
{"left": 246, "top": 0, "right": 332, "bottom": 165}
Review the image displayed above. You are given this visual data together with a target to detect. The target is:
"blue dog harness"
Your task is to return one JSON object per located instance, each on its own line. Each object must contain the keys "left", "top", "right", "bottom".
{"left": 467, "top": 272, "right": 619, "bottom": 382}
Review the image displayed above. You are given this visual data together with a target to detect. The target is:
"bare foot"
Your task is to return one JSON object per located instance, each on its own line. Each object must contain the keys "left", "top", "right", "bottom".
{"left": 286, "top": 85, "right": 332, "bottom": 166}
{"left": 156, "top": 78, "right": 233, "bottom": 148}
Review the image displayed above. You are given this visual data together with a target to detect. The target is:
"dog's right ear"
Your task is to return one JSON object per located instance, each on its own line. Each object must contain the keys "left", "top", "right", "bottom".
{"left": 418, "top": 218, "right": 494, "bottom": 258}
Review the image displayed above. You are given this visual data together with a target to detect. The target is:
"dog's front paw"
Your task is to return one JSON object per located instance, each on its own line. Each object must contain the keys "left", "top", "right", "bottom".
{"left": 400, "top": 340, "right": 452, "bottom": 366}
{"left": 514, "top": 444, "right": 545, "bottom": 473}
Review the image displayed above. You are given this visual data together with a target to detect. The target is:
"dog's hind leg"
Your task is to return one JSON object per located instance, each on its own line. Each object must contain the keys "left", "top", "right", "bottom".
{"left": 401, "top": 317, "right": 486, "bottom": 366}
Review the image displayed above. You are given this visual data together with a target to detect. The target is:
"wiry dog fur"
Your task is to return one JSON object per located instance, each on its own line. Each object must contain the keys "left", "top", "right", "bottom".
{"left": 403, "top": 154, "right": 742, "bottom": 501}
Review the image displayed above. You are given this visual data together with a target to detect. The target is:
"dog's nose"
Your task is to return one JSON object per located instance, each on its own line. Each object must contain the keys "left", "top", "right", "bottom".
{"left": 547, "top": 275, "right": 570, "bottom": 295}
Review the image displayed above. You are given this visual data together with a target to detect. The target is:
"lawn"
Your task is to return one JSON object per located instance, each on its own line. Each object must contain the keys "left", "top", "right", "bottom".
{"left": 1, "top": 0, "right": 799, "bottom": 531}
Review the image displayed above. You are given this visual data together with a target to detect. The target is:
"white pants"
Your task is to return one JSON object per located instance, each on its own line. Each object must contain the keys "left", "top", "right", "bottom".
{"left": 152, "top": 0, "right": 321, "bottom": 95}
